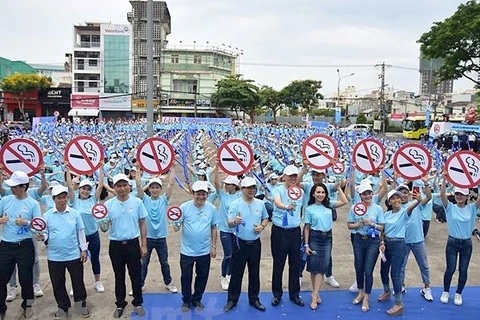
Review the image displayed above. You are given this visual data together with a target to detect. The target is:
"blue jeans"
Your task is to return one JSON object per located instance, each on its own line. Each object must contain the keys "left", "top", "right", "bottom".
{"left": 444, "top": 236, "right": 472, "bottom": 294}
{"left": 220, "top": 231, "right": 233, "bottom": 277}
{"left": 380, "top": 238, "right": 406, "bottom": 304}
{"left": 400, "top": 241, "right": 430, "bottom": 286}
{"left": 86, "top": 231, "right": 101, "bottom": 276}
{"left": 352, "top": 234, "right": 380, "bottom": 294}
{"left": 140, "top": 238, "right": 172, "bottom": 287}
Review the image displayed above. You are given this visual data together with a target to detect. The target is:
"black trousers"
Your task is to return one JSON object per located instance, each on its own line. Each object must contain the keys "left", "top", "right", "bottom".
{"left": 48, "top": 258, "right": 87, "bottom": 311}
{"left": 109, "top": 238, "right": 143, "bottom": 308}
{"left": 180, "top": 253, "right": 210, "bottom": 304}
{"left": 227, "top": 238, "right": 261, "bottom": 304}
{"left": 271, "top": 225, "right": 301, "bottom": 299}
{"left": 0, "top": 239, "right": 35, "bottom": 314}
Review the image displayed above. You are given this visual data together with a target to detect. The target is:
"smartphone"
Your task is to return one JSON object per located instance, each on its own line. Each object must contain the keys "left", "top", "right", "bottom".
{"left": 412, "top": 186, "right": 420, "bottom": 194}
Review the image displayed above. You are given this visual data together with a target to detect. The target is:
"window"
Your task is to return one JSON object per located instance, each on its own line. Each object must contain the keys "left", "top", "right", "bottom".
{"left": 88, "top": 59, "right": 97, "bottom": 67}
{"left": 173, "top": 80, "right": 183, "bottom": 93}
{"left": 194, "top": 55, "right": 202, "bottom": 64}
{"left": 88, "top": 82, "right": 98, "bottom": 88}
{"left": 171, "top": 55, "right": 179, "bottom": 63}
{"left": 6, "top": 66, "right": 11, "bottom": 76}
{"left": 187, "top": 80, "right": 197, "bottom": 94}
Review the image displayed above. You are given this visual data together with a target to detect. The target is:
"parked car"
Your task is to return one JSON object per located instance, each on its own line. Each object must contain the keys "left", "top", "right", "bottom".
{"left": 6, "top": 121, "right": 31, "bottom": 131}
{"left": 433, "top": 130, "right": 480, "bottom": 151}
{"left": 338, "top": 123, "right": 372, "bottom": 135}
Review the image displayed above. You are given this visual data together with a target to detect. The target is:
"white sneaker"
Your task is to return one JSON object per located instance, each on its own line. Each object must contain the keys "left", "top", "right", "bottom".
{"left": 129, "top": 287, "right": 144, "bottom": 296}
{"left": 421, "top": 287, "right": 433, "bottom": 301}
{"left": 220, "top": 277, "right": 229, "bottom": 291}
{"left": 166, "top": 283, "right": 178, "bottom": 293}
{"left": 454, "top": 293, "right": 463, "bottom": 306}
{"left": 69, "top": 288, "right": 73, "bottom": 297}
{"left": 349, "top": 281, "right": 358, "bottom": 293}
{"left": 94, "top": 281, "right": 105, "bottom": 293}
{"left": 226, "top": 275, "right": 231, "bottom": 285}
{"left": 325, "top": 276, "right": 340, "bottom": 288}
{"left": 440, "top": 291, "right": 449, "bottom": 304}
{"left": 6, "top": 286, "right": 18, "bottom": 302}
{"left": 33, "top": 283, "right": 43, "bottom": 297}
{"left": 299, "top": 277, "right": 303, "bottom": 288}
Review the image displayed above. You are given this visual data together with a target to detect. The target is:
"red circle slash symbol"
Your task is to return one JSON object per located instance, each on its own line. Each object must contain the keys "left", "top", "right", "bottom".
{"left": 167, "top": 206, "right": 183, "bottom": 221}
{"left": 331, "top": 161, "right": 345, "bottom": 174}
{"left": 287, "top": 185, "right": 302, "bottom": 200}
{"left": 445, "top": 150, "right": 480, "bottom": 188}
{"left": 353, "top": 203, "right": 367, "bottom": 216}
{"left": 31, "top": 217, "right": 46, "bottom": 231}
{"left": 91, "top": 203, "right": 108, "bottom": 220}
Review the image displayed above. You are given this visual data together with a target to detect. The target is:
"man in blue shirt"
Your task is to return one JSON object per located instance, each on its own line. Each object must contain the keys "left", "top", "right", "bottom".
{"left": 223, "top": 177, "right": 269, "bottom": 313}
{"left": 40, "top": 185, "right": 90, "bottom": 319}
{"left": 105, "top": 173, "right": 148, "bottom": 319}
{"left": 175, "top": 180, "right": 218, "bottom": 312}
{"left": 0, "top": 171, "right": 41, "bottom": 319}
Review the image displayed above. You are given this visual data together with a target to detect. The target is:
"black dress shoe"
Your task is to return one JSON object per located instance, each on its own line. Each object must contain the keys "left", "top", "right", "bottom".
{"left": 250, "top": 300, "right": 266, "bottom": 311}
{"left": 271, "top": 297, "right": 281, "bottom": 306}
{"left": 223, "top": 301, "right": 236, "bottom": 312}
{"left": 192, "top": 301, "right": 204, "bottom": 311}
{"left": 290, "top": 297, "right": 305, "bottom": 307}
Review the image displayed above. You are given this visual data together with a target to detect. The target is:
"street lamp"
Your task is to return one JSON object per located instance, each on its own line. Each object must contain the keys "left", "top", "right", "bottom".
{"left": 337, "top": 69, "right": 355, "bottom": 118}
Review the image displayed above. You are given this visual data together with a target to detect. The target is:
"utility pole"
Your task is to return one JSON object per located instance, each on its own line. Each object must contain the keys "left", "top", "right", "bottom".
{"left": 146, "top": 0, "right": 154, "bottom": 136}
{"left": 375, "top": 62, "right": 390, "bottom": 133}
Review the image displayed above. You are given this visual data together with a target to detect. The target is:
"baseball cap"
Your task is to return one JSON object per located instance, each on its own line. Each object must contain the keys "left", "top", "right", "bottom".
{"left": 387, "top": 190, "right": 403, "bottom": 200}
{"left": 51, "top": 185, "right": 69, "bottom": 197}
{"left": 222, "top": 175, "right": 239, "bottom": 186}
{"left": 5, "top": 171, "right": 29, "bottom": 186}
{"left": 79, "top": 180, "right": 93, "bottom": 189}
{"left": 396, "top": 184, "right": 410, "bottom": 192}
{"left": 269, "top": 173, "right": 279, "bottom": 180}
{"left": 311, "top": 168, "right": 326, "bottom": 174}
{"left": 147, "top": 177, "right": 163, "bottom": 187}
{"left": 357, "top": 183, "right": 373, "bottom": 194}
{"left": 360, "top": 178, "right": 373, "bottom": 185}
{"left": 192, "top": 180, "right": 209, "bottom": 192}
{"left": 48, "top": 180, "right": 60, "bottom": 189}
{"left": 112, "top": 173, "right": 131, "bottom": 186}
{"left": 454, "top": 187, "right": 469, "bottom": 196}
{"left": 199, "top": 163, "right": 207, "bottom": 169}
{"left": 241, "top": 177, "right": 256, "bottom": 188}
{"left": 283, "top": 165, "right": 299, "bottom": 176}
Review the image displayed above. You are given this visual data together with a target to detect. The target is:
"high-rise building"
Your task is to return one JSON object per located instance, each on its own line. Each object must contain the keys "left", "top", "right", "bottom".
{"left": 127, "top": 0, "right": 171, "bottom": 98}
{"left": 418, "top": 58, "right": 454, "bottom": 98}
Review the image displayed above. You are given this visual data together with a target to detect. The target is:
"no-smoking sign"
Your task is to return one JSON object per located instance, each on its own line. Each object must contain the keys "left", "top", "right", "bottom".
{"left": 167, "top": 206, "right": 182, "bottom": 221}
{"left": 136, "top": 137, "right": 175, "bottom": 175}
{"left": 31, "top": 217, "right": 46, "bottom": 231}
{"left": 353, "top": 202, "right": 367, "bottom": 216}
{"left": 64, "top": 136, "right": 105, "bottom": 175}
{"left": 393, "top": 143, "right": 432, "bottom": 180}
{"left": 0, "top": 138, "right": 43, "bottom": 176}
{"left": 433, "top": 124, "right": 440, "bottom": 134}
{"left": 352, "top": 138, "right": 385, "bottom": 174}
{"left": 287, "top": 185, "right": 302, "bottom": 200}
{"left": 331, "top": 161, "right": 345, "bottom": 175}
{"left": 445, "top": 150, "right": 480, "bottom": 188}
{"left": 91, "top": 203, "right": 108, "bottom": 220}
{"left": 301, "top": 134, "right": 338, "bottom": 170}
{"left": 217, "top": 139, "right": 254, "bottom": 176}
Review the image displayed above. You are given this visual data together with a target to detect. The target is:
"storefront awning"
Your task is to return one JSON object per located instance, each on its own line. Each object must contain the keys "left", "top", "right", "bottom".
{"left": 68, "top": 109, "right": 99, "bottom": 117}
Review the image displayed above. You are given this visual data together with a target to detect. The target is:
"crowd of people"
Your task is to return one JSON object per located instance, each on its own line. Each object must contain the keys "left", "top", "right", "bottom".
{"left": 0, "top": 119, "right": 477, "bottom": 319}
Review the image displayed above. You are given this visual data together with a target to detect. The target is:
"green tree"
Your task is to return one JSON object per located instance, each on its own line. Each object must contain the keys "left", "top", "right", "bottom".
{"left": 1, "top": 73, "right": 52, "bottom": 120}
{"left": 279, "top": 79, "right": 323, "bottom": 115}
{"left": 356, "top": 113, "right": 368, "bottom": 124}
{"left": 417, "top": 0, "right": 480, "bottom": 86}
{"left": 211, "top": 75, "right": 260, "bottom": 122}
{"left": 258, "top": 85, "right": 282, "bottom": 123}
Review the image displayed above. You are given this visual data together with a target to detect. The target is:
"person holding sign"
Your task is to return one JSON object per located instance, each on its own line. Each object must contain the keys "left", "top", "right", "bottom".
{"left": 223, "top": 177, "right": 269, "bottom": 313}
{"left": 0, "top": 171, "right": 42, "bottom": 319}
{"left": 271, "top": 165, "right": 304, "bottom": 307}
{"left": 439, "top": 172, "right": 480, "bottom": 306}
{"left": 66, "top": 164, "right": 106, "bottom": 294}
{"left": 347, "top": 183, "right": 385, "bottom": 313}
{"left": 38, "top": 185, "right": 90, "bottom": 319}
{"left": 174, "top": 180, "right": 218, "bottom": 312}
{"left": 134, "top": 165, "right": 178, "bottom": 294}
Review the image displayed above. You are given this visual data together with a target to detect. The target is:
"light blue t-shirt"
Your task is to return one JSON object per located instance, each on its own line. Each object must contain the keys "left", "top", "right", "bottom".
{"left": 179, "top": 200, "right": 218, "bottom": 257}
{"left": 40, "top": 195, "right": 55, "bottom": 211}
{"left": 227, "top": 197, "right": 268, "bottom": 241}
{"left": 0, "top": 195, "right": 41, "bottom": 242}
{"left": 43, "top": 207, "right": 84, "bottom": 262}
{"left": 384, "top": 208, "right": 408, "bottom": 238}
{"left": 71, "top": 196, "right": 98, "bottom": 236}
{"left": 347, "top": 203, "right": 385, "bottom": 236}
{"left": 304, "top": 204, "right": 333, "bottom": 232}
{"left": 218, "top": 190, "right": 242, "bottom": 233}
{"left": 143, "top": 194, "right": 169, "bottom": 239}
{"left": 105, "top": 196, "right": 148, "bottom": 241}
{"left": 272, "top": 185, "right": 303, "bottom": 228}
{"left": 445, "top": 202, "right": 477, "bottom": 239}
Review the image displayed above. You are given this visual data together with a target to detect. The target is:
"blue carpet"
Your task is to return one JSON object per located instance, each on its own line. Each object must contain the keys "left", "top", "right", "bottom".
{"left": 131, "top": 287, "right": 479, "bottom": 319}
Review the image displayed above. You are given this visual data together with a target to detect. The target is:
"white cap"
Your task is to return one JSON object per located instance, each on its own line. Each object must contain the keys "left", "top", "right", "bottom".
{"left": 311, "top": 168, "right": 326, "bottom": 174}
{"left": 387, "top": 190, "right": 403, "bottom": 200}
{"left": 51, "top": 185, "right": 69, "bottom": 197}
{"left": 130, "top": 167, "right": 137, "bottom": 172}
{"left": 241, "top": 177, "right": 257, "bottom": 187}
{"left": 222, "top": 175, "right": 239, "bottom": 186}
{"left": 199, "top": 163, "right": 207, "bottom": 169}
{"left": 357, "top": 183, "right": 373, "bottom": 194}
{"left": 5, "top": 171, "right": 29, "bottom": 186}
{"left": 360, "top": 178, "right": 373, "bottom": 185}
{"left": 197, "top": 170, "right": 207, "bottom": 176}
{"left": 112, "top": 173, "right": 131, "bottom": 186}
{"left": 396, "top": 184, "right": 410, "bottom": 192}
{"left": 48, "top": 180, "right": 60, "bottom": 189}
{"left": 269, "top": 173, "right": 279, "bottom": 180}
{"left": 147, "top": 177, "right": 163, "bottom": 187}
{"left": 454, "top": 187, "right": 469, "bottom": 196}
{"left": 192, "top": 180, "right": 209, "bottom": 192}
{"left": 79, "top": 180, "right": 93, "bottom": 189}
{"left": 283, "top": 165, "right": 299, "bottom": 176}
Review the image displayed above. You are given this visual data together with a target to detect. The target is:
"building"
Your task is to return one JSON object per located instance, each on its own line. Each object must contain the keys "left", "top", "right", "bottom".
{"left": 30, "top": 63, "right": 72, "bottom": 88}
{"left": 127, "top": 0, "right": 171, "bottom": 101}
{"left": 419, "top": 58, "right": 454, "bottom": 98}
{"left": 152, "top": 45, "right": 236, "bottom": 117}
{"left": 70, "top": 22, "right": 133, "bottom": 118}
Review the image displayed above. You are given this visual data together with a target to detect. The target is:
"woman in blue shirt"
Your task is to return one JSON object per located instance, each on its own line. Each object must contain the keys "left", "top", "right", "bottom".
{"left": 303, "top": 183, "right": 348, "bottom": 310}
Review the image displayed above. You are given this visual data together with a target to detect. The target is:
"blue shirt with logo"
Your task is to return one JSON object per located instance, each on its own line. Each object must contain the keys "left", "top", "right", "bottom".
{"left": 218, "top": 190, "right": 242, "bottom": 233}
{"left": 347, "top": 203, "right": 385, "bottom": 236}
{"left": 105, "top": 196, "right": 148, "bottom": 241}
{"left": 445, "top": 202, "right": 477, "bottom": 239}
{"left": 71, "top": 196, "right": 98, "bottom": 236}
{"left": 228, "top": 197, "right": 268, "bottom": 241}
{"left": 143, "top": 194, "right": 169, "bottom": 239}
{"left": 0, "top": 195, "right": 41, "bottom": 242}
{"left": 272, "top": 185, "right": 303, "bottom": 228}
{"left": 304, "top": 203, "right": 333, "bottom": 232}
{"left": 384, "top": 208, "right": 408, "bottom": 238}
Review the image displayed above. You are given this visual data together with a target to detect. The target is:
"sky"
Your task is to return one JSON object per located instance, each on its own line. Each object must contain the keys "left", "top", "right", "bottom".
{"left": 0, "top": 0, "right": 474, "bottom": 97}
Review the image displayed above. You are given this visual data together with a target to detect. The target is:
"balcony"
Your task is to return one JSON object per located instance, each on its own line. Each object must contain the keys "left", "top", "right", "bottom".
{"left": 76, "top": 41, "right": 101, "bottom": 48}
